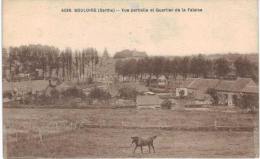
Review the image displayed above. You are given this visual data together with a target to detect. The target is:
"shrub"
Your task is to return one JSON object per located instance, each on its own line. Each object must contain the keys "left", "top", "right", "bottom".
{"left": 50, "top": 89, "right": 60, "bottom": 103}
{"left": 38, "top": 94, "right": 49, "bottom": 105}
{"left": 3, "top": 91, "right": 12, "bottom": 99}
{"left": 161, "top": 99, "right": 172, "bottom": 109}
{"left": 118, "top": 87, "right": 138, "bottom": 99}
{"left": 238, "top": 94, "right": 258, "bottom": 112}
{"left": 179, "top": 90, "right": 185, "bottom": 99}
{"left": 88, "top": 87, "right": 111, "bottom": 101}
{"left": 206, "top": 88, "right": 218, "bottom": 105}
{"left": 87, "top": 77, "right": 93, "bottom": 84}
{"left": 61, "top": 87, "right": 86, "bottom": 99}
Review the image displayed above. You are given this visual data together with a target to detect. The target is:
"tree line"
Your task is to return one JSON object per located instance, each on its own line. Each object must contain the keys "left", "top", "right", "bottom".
{"left": 4, "top": 44, "right": 101, "bottom": 81}
{"left": 3, "top": 44, "right": 258, "bottom": 83}
{"left": 115, "top": 54, "right": 258, "bottom": 83}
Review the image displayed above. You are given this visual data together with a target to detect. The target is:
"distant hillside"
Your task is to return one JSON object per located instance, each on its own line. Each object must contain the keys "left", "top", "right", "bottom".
{"left": 113, "top": 49, "right": 148, "bottom": 59}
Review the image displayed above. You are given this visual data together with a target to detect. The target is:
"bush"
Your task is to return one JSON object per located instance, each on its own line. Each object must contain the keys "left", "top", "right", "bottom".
{"left": 87, "top": 77, "right": 93, "bottom": 84}
{"left": 3, "top": 91, "right": 12, "bottom": 99}
{"left": 118, "top": 87, "right": 138, "bottom": 100}
{"left": 161, "top": 99, "right": 172, "bottom": 109}
{"left": 88, "top": 87, "right": 111, "bottom": 101}
{"left": 61, "top": 87, "right": 86, "bottom": 99}
{"left": 50, "top": 89, "right": 60, "bottom": 103}
{"left": 38, "top": 94, "right": 49, "bottom": 105}
{"left": 179, "top": 90, "right": 185, "bottom": 99}
{"left": 206, "top": 88, "right": 218, "bottom": 105}
{"left": 238, "top": 94, "right": 258, "bottom": 112}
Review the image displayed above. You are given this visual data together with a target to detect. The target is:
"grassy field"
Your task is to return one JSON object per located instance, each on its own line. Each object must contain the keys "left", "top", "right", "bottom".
{"left": 3, "top": 107, "right": 259, "bottom": 158}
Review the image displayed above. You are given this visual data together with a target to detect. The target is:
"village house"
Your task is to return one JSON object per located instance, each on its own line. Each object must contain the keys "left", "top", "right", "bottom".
{"left": 175, "top": 77, "right": 258, "bottom": 107}
{"left": 215, "top": 78, "right": 258, "bottom": 106}
{"left": 147, "top": 75, "right": 168, "bottom": 88}
{"left": 174, "top": 78, "right": 218, "bottom": 98}
{"left": 157, "top": 75, "right": 168, "bottom": 88}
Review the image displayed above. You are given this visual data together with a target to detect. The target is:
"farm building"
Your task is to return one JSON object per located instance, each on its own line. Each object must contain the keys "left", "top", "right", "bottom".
{"left": 215, "top": 78, "right": 258, "bottom": 106}
{"left": 158, "top": 75, "right": 168, "bottom": 87}
{"left": 146, "top": 75, "right": 168, "bottom": 88}
{"left": 170, "top": 78, "right": 195, "bottom": 97}
{"left": 136, "top": 94, "right": 162, "bottom": 109}
{"left": 175, "top": 77, "right": 258, "bottom": 107}
{"left": 175, "top": 78, "right": 218, "bottom": 99}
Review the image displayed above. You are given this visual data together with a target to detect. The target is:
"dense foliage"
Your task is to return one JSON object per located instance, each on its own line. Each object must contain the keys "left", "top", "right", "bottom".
{"left": 238, "top": 94, "right": 258, "bottom": 112}
{"left": 115, "top": 55, "right": 258, "bottom": 83}
{"left": 206, "top": 88, "right": 219, "bottom": 104}
{"left": 88, "top": 87, "right": 111, "bottom": 101}
{"left": 4, "top": 45, "right": 100, "bottom": 81}
{"left": 61, "top": 87, "right": 87, "bottom": 99}
{"left": 118, "top": 87, "right": 138, "bottom": 100}
{"left": 161, "top": 99, "right": 172, "bottom": 109}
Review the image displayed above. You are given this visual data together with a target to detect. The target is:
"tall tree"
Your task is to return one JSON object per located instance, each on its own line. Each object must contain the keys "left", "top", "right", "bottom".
{"left": 234, "top": 57, "right": 253, "bottom": 77}
{"left": 214, "top": 58, "right": 230, "bottom": 78}
{"left": 179, "top": 57, "right": 190, "bottom": 79}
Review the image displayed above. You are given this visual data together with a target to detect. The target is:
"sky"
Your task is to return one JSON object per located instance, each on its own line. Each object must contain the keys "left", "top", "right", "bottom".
{"left": 3, "top": 0, "right": 258, "bottom": 56}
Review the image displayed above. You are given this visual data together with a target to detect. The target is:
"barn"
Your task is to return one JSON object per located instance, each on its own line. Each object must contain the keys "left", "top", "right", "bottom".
{"left": 175, "top": 77, "right": 258, "bottom": 107}
{"left": 215, "top": 78, "right": 258, "bottom": 106}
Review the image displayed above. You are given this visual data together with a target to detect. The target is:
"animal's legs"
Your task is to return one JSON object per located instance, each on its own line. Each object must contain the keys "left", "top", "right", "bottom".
{"left": 148, "top": 145, "right": 151, "bottom": 153}
{"left": 151, "top": 144, "right": 155, "bottom": 153}
{"left": 133, "top": 146, "right": 137, "bottom": 153}
{"left": 141, "top": 146, "right": 143, "bottom": 153}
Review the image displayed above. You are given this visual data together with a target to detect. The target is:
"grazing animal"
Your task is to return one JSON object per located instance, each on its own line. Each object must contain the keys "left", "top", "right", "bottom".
{"left": 131, "top": 136, "right": 157, "bottom": 153}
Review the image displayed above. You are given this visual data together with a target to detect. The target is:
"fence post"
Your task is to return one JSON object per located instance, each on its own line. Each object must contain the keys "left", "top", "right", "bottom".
{"left": 38, "top": 129, "right": 43, "bottom": 143}
{"left": 15, "top": 132, "right": 18, "bottom": 142}
{"left": 214, "top": 119, "right": 217, "bottom": 130}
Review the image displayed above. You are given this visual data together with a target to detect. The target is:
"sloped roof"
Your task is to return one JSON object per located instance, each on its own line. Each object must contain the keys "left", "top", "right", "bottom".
{"left": 241, "top": 80, "right": 258, "bottom": 93}
{"left": 179, "top": 77, "right": 257, "bottom": 93}
{"left": 215, "top": 78, "right": 255, "bottom": 92}
{"left": 242, "top": 85, "right": 258, "bottom": 94}
{"left": 187, "top": 78, "right": 219, "bottom": 91}
{"left": 232, "top": 78, "right": 255, "bottom": 92}
{"left": 136, "top": 95, "right": 161, "bottom": 106}
{"left": 178, "top": 78, "right": 197, "bottom": 87}
{"left": 214, "top": 80, "right": 235, "bottom": 92}
{"left": 158, "top": 75, "right": 167, "bottom": 80}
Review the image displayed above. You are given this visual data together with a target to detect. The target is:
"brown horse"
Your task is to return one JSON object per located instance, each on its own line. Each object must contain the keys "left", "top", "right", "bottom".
{"left": 131, "top": 136, "right": 157, "bottom": 153}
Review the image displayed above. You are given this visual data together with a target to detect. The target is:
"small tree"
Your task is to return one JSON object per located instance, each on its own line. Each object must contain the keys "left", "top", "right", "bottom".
{"left": 118, "top": 86, "right": 138, "bottom": 100}
{"left": 161, "top": 99, "right": 172, "bottom": 109}
{"left": 88, "top": 87, "right": 111, "bottom": 103}
{"left": 179, "top": 90, "right": 185, "bottom": 99}
{"left": 214, "top": 58, "right": 230, "bottom": 78}
{"left": 207, "top": 88, "right": 218, "bottom": 105}
{"left": 61, "top": 87, "right": 86, "bottom": 99}
{"left": 50, "top": 88, "right": 60, "bottom": 104}
{"left": 238, "top": 94, "right": 258, "bottom": 112}
{"left": 87, "top": 77, "right": 93, "bottom": 84}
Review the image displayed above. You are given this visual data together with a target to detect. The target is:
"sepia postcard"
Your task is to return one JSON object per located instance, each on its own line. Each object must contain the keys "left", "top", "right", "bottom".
{"left": 2, "top": 0, "right": 259, "bottom": 158}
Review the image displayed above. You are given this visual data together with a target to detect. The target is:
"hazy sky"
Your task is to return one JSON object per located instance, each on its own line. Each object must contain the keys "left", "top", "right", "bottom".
{"left": 3, "top": 0, "right": 258, "bottom": 56}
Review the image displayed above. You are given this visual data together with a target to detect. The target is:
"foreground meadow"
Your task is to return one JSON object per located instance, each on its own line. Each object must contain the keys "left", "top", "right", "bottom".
{"left": 3, "top": 108, "right": 259, "bottom": 158}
